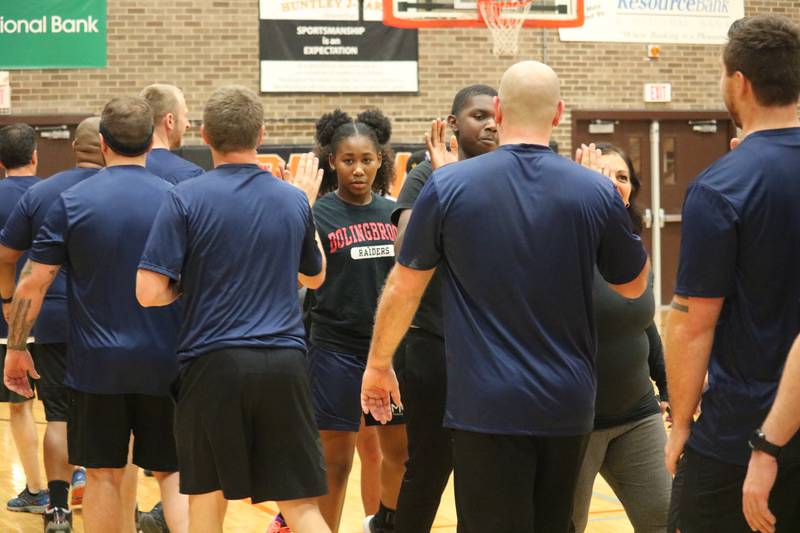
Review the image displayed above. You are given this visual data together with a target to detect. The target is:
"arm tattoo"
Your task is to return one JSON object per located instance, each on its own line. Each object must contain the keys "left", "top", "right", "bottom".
{"left": 19, "top": 259, "right": 33, "bottom": 279}
{"left": 7, "top": 297, "right": 34, "bottom": 350}
{"left": 671, "top": 300, "right": 689, "bottom": 313}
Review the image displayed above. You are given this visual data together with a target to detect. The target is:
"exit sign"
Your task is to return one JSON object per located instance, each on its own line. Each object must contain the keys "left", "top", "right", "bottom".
{"left": 644, "top": 83, "right": 672, "bottom": 103}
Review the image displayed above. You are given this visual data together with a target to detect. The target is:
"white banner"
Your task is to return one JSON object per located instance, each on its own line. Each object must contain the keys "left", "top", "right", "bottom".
{"left": 260, "top": 0, "right": 382, "bottom": 21}
{"left": 559, "top": 0, "right": 745, "bottom": 44}
{"left": 0, "top": 72, "right": 10, "bottom": 115}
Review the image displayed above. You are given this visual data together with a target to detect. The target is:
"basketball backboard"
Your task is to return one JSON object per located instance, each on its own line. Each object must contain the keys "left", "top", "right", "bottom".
{"left": 383, "top": 0, "right": 584, "bottom": 28}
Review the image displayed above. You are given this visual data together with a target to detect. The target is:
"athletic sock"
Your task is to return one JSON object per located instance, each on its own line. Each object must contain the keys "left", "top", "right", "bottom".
{"left": 48, "top": 480, "right": 70, "bottom": 509}
{"left": 373, "top": 502, "right": 396, "bottom": 529}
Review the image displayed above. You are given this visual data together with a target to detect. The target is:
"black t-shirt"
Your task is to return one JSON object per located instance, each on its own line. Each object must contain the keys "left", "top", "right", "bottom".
{"left": 310, "top": 191, "right": 397, "bottom": 355}
{"left": 593, "top": 270, "right": 668, "bottom": 429}
{"left": 392, "top": 160, "right": 443, "bottom": 338}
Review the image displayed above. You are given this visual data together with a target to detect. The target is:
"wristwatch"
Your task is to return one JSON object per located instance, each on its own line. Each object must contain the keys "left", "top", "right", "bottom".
{"left": 749, "top": 428, "right": 782, "bottom": 459}
{"left": 1, "top": 296, "right": 11, "bottom": 304}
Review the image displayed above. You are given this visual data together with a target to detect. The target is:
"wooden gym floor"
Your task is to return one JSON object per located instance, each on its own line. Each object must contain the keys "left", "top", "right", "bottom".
{"left": 0, "top": 402, "right": 635, "bottom": 533}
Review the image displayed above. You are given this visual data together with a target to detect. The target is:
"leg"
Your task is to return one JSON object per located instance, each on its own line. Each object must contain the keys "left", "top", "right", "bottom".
{"left": 453, "top": 430, "right": 536, "bottom": 533}
{"left": 279, "top": 497, "right": 332, "bottom": 533}
{"left": 83, "top": 466, "right": 137, "bottom": 533}
{"left": 570, "top": 429, "right": 613, "bottom": 533}
{"left": 394, "top": 332, "right": 453, "bottom": 533}
{"left": 43, "top": 420, "right": 71, "bottom": 510}
{"left": 153, "top": 471, "right": 189, "bottom": 533}
{"left": 357, "top": 421, "right": 382, "bottom": 515}
{"left": 318, "top": 429, "right": 358, "bottom": 531}
{"left": 35, "top": 345, "right": 73, "bottom": 507}
{"left": 188, "top": 491, "right": 228, "bottom": 533}
{"left": 532, "top": 434, "right": 589, "bottom": 533}
{"left": 9, "top": 400, "right": 45, "bottom": 493}
{"left": 377, "top": 424, "right": 407, "bottom": 510}
{"left": 598, "top": 415, "right": 670, "bottom": 533}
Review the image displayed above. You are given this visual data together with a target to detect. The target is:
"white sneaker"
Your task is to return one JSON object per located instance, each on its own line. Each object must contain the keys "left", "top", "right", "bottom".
{"left": 362, "top": 515, "right": 375, "bottom": 533}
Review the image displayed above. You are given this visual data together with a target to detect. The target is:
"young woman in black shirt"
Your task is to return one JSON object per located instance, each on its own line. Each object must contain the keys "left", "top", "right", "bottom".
{"left": 304, "top": 109, "right": 406, "bottom": 533}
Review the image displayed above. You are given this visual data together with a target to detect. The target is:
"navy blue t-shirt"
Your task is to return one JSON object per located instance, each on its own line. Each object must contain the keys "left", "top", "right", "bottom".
{"left": 398, "top": 144, "right": 647, "bottom": 436}
{"left": 139, "top": 164, "right": 322, "bottom": 364}
{"left": 0, "top": 167, "right": 99, "bottom": 344}
{"left": 676, "top": 128, "right": 800, "bottom": 466}
{"left": 0, "top": 175, "right": 40, "bottom": 339}
{"left": 31, "top": 166, "right": 181, "bottom": 395}
{"left": 146, "top": 148, "right": 203, "bottom": 185}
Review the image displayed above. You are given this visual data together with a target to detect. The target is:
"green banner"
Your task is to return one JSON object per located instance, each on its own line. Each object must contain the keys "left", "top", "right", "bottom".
{"left": 0, "top": 0, "right": 106, "bottom": 69}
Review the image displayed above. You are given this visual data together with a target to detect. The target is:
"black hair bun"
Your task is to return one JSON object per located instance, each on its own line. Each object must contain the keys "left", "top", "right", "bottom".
{"left": 315, "top": 109, "right": 351, "bottom": 147}
{"left": 356, "top": 109, "right": 392, "bottom": 145}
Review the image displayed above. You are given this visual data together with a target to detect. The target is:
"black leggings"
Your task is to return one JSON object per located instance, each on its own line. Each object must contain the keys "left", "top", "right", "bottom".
{"left": 394, "top": 328, "right": 453, "bottom": 533}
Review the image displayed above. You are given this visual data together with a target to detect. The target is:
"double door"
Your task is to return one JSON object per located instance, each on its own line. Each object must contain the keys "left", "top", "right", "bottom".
{"left": 573, "top": 111, "right": 736, "bottom": 306}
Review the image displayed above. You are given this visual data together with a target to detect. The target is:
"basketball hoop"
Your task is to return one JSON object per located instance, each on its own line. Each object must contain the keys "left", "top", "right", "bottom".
{"left": 478, "top": 0, "right": 534, "bottom": 56}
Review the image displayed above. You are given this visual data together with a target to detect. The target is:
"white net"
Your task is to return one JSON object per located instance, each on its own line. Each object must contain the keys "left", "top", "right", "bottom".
{"left": 478, "top": 0, "right": 534, "bottom": 56}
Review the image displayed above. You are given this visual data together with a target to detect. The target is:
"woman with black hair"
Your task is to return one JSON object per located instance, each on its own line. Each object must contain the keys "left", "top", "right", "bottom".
{"left": 570, "top": 143, "right": 671, "bottom": 533}
{"left": 296, "top": 109, "right": 405, "bottom": 533}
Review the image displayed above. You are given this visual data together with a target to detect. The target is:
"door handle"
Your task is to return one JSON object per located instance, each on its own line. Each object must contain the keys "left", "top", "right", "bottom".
{"left": 644, "top": 208, "right": 653, "bottom": 229}
{"left": 663, "top": 212, "right": 682, "bottom": 224}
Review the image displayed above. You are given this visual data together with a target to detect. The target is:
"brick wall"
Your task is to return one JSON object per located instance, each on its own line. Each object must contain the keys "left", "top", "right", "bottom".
{"left": 7, "top": 1, "right": 797, "bottom": 154}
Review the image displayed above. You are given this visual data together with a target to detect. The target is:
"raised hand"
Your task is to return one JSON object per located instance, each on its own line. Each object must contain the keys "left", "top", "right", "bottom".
{"left": 424, "top": 119, "right": 459, "bottom": 170}
{"left": 3, "top": 348, "right": 39, "bottom": 398}
{"left": 278, "top": 152, "right": 324, "bottom": 207}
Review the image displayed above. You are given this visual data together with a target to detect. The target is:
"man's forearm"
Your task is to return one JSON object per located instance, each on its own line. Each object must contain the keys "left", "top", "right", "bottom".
{"left": 7, "top": 261, "right": 58, "bottom": 349}
{"left": 0, "top": 262, "right": 15, "bottom": 301}
{"left": 665, "top": 299, "right": 716, "bottom": 427}
{"left": 367, "top": 266, "right": 430, "bottom": 369}
{"left": 0, "top": 245, "right": 22, "bottom": 300}
{"left": 761, "top": 334, "right": 800, "bottom": 446}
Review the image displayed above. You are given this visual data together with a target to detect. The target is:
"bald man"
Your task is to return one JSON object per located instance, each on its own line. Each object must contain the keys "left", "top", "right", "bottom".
{"left": 0, "top": 116, "right": 104, "bottom": 530}
{"left": 140, "top": 83, "right": 203, "bottom": 185}
{"left": 361, "top": 61, "right": 650, "bottom": 532}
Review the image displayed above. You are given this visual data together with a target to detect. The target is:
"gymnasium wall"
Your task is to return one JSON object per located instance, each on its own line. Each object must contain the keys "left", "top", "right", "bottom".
{"left": 6, "top": 0, "right": 796, "bottom": 155}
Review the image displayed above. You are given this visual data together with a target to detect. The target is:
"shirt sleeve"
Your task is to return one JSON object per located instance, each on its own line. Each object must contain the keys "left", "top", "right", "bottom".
{"left": 391, "top": 162, "right": 431, "bottom": 226}
{"left": 30, "top": 197, "right": 69, "bottom": 266}
{"left": 646, "top": 322, "right": 668, "bottom": 401}
{"left": 0, "top": 194, "right": 34, "bottom": 251}
{"left": 299, "top": 201, "right": 323, "bottom": 276}
{"left": 397, "top": 177, "right": 443, "bottom": 270}
{"left": 674, "top": 183, "right": 738, "bottom": 297}
{"left": 138, "top": 191, "right": 188, "bottom": 281}
{"left": 597, "top": 191, "right": 648, "bottom": 285}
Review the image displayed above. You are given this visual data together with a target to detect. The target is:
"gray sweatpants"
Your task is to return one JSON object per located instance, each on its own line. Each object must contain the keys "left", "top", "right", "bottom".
{"left": 571, "top": 413, "right": 671, "bottom": 533}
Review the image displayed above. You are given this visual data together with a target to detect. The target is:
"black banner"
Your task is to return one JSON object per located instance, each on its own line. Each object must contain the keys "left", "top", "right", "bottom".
{"left": 259, "top": 16, "right": 419, "bottom": 93}
{"left": 260, "top": 20, "right": 417, "bottom": 62}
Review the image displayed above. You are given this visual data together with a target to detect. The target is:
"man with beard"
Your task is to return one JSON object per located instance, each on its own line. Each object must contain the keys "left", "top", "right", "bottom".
{"left": 664, "top": 14, "right": 800, "bottom": 533}
{"left": 0, "top": 117, "right": 104, "bottom": 532}
{"left": 141, "top": 83, "right": 203, "bottom": 184}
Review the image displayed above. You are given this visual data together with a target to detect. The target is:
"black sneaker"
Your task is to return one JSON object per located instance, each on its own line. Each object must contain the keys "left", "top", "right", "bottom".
{"left": 43, "top": 507, "right": 72, "bottom": 532}
{"left": 138, "top": 501, "right": 170, "bottom": 533}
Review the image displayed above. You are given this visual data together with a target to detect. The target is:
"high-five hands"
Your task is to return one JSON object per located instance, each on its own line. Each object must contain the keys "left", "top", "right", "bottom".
{"left": 575, "top": 143, "right": 628, "bottom": 202}
{"left": 274, "top": 152, "right": 324, "bottom": 207}
{"left": 425, "top": 119, "right": 459, "bottom": 170}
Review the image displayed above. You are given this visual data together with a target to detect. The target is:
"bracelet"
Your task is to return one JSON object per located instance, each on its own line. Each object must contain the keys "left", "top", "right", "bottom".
{"left": 1, "top": 296, "right": 11, "bottom": 304}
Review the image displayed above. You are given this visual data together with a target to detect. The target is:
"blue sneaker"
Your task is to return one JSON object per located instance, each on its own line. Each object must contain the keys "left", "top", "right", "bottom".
{"left": 7, "top": 486, "right": 49, "bottom": 513}
{"left": 70, "top": 467, "right": 86, "bottom": 507}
